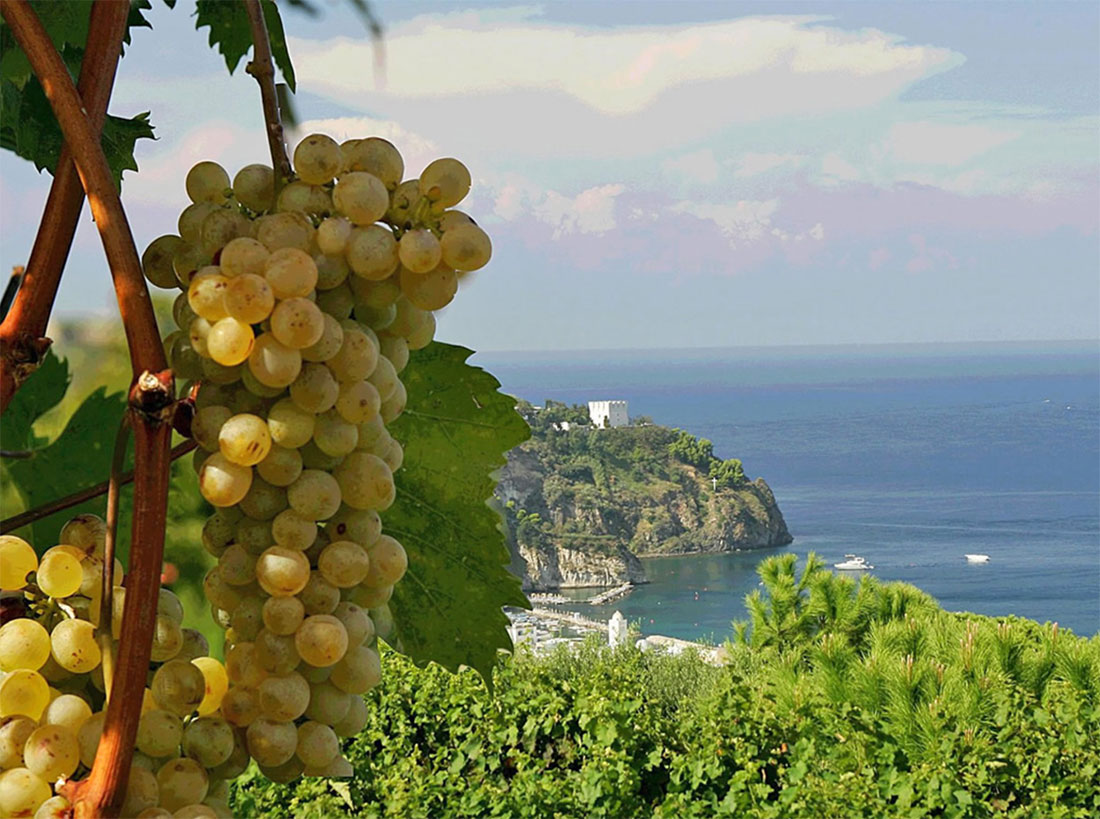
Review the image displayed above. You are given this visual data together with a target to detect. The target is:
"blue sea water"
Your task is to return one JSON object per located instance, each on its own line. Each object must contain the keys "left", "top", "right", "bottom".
{"left": 472, "top": 341, "right": 1100, "bottom": 640}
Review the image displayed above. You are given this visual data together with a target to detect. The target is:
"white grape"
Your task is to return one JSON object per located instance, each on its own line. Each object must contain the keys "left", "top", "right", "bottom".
{"left": 440, "top": 223, "right": 492, "bottom": 271}
{"left": 0, "top": 619, "right": 50, "bottom": 671}
{"left": 219, "top": 413, "right": 272, "bottom": 467}
{"left": 256, "top": 547, "right": 311, "bottom": 597}
{"left": 187, "top": 161, "right": 231, "bottom": 204}
{"left": 233, "top": 164, "right": 275, "bottom": 212}
{"left": 220, "top": 236, "right": 270, "bottom": 278}
{"left": 276, "top": 181, "right": 334, "bottom": 217}
{"left": 345, "top": 224, "right": 399, "bottom": 281}
{"left": 263, "top": 247, "right": 318, "bottom": 299}
{"left": 398, "top": 229, "right": 442, "bottom": 274}
{"left": 316, "top": 217, "right": 352, "bottom": 256}
{"left": 294, "top": 615, "right": 348, "bottom": 668}
{"left": 248, "top": 334, "right": 302, "bottom": 388}
{"left": 294, "top": 134, "right": 343, "bottom": 185}
{"left": 142, "top": 235, "right": 185, "bottom": 289}
{"left": 333, "top": 172, "right": 389, "bottom": 225}
{"left": 255, "top": 212, "right": 314, "bottom": 253}
{"left": 224, "top": 273, "right": 275, "bottom": 324}
{"left": 344, "top": 137, "right": 403, "bottom": 189}
{"left": 267, "top": 398, "right": 316, "bottom": 448}
{"left": 199, "top": 453, "right": 253, "bottom": 507}
{"left": 270, "top": 297, "right": 325, "bottom": 349}
{"left": 419, "top": 157, "right": 471, "bottom": 207}
{"left": 206, "top": 318, "right": 255, "bottom": 367}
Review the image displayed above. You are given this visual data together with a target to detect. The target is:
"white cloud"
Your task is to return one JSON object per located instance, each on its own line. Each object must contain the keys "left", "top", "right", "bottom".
{"left": 493, "top": 183, "right": 527, "bottom": 221}
{"left": 290, "top": 14, "right": 960, "bottom": 118}
{"left": 672, "top": 198, "right": 780, "bottom": 246}
{"left": 663, "top": 149, "right": 721, "bottom": 184}
{"left": 790, "top": 26, "right": 941, "bottom": 76}
{"left": 534, "top": 184, "right": 625, "bottom": 238}
{"left": 885, "top": 120, "right": 1018, "bottom": 166}
{"left": 734, "top": 152, "right": 805, "bottom": 177}
{"left": 670, "top": 198, "right": 826, "bottom": 249}
{"left": 819, "top": 153, "right": 863, "bottom": 184}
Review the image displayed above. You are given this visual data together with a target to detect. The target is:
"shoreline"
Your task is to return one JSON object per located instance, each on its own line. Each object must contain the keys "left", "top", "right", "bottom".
{"left": 634, "top": 543, "right": 788, "bottom": 560}
{"left": 507, "top": 606, "right": 726, "bottom": 663}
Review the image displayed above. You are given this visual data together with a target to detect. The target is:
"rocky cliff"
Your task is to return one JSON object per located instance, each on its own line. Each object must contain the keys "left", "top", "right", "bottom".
{"left": 496, "top": 417, "right": 792, "bottom": 591}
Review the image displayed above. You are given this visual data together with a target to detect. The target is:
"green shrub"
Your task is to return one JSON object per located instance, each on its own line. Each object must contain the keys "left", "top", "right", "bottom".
{"left": 232, "top": 559, "right": 1100, "bottom": 818}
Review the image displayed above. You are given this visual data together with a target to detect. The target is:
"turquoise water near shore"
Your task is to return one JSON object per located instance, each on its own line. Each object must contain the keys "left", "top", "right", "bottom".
{"left": 475, "top": 341, "right": 1100, "bottom": 640}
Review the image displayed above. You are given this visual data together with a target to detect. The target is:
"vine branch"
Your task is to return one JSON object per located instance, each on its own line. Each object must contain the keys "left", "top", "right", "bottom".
{"left": 64, "top": 374, "right": 175, "bottom": 818}
{"left": 0, "top": 0, "right": 166, "bottom": 384}
{"left": 99, "top": 416, "right": 131, "bottom": 700}
{"left": 0, "top": 266, "right": 24, "bottom": 322}
{"left": 0, "top": 439, "right": 197, "bottom": 535}
{"left": 0, "top": 13, "right": 175, "bottom": 813}
{"left": 0, "top": 0, "right": 131, "bottom": 412}
{"left": 243, "top": 0, "right": 292, "bottom": 187}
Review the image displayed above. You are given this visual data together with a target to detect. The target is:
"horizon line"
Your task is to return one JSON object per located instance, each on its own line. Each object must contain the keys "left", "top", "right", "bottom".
{"left": 468, "top": 337, "right": 1100, "bottom": 357}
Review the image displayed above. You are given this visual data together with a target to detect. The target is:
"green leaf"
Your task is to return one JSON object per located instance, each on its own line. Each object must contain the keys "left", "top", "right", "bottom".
{"left": 0, "top": 0, "right": 92, "bottom": 89}
{"left": 4, "top": 359, "right": 127, "bottom": 551}
{"left": 194, "top": 0, "right": 295, "bottom": 92}
{"left": 382, "top": 342, "right": 531, "bottom": 684}
{"left": 0, "top": 0, "right": 158, "bottom": 183}
{"left": 262, "top": 0, "right": 296, "bottom": 93}
{"left": 0, "top": 77, "right": 154, "bottom": 184}
{"left": 0, "top": 351, "right": 68, "bottom": 452}
{"left": 99, "top": 111, "right": 155, "bottom": 179}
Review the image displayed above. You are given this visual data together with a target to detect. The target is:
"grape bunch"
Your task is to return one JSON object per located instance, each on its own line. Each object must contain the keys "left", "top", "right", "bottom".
{"left": 137, "top": 135, "right": 493, "bottom": 787}
{"left": 1, "top": 519, "right": 235, "bottom": 818}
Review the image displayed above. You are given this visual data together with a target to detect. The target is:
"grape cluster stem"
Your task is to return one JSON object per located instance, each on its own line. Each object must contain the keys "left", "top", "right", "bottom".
{"left": 243, "top": 0, "right": 293, "bottom": 195}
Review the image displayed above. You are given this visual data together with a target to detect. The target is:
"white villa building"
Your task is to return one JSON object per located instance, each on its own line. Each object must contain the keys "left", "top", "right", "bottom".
{"left": 588, "top": 400, "right": 629, "bottom": 428}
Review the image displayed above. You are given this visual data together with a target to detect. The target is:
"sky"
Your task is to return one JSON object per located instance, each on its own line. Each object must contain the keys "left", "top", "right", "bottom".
{"left": 1, "top": 0, "right": 1097, "bottom": 352}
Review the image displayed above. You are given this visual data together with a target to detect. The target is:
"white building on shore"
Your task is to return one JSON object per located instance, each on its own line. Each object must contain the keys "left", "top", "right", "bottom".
{"left": 588, "top": 400, "right": 629, "bottom": 428}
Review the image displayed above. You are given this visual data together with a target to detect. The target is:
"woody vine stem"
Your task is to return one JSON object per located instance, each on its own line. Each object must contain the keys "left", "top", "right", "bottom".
{"left": 0, "top": 0, "right": 129, "bottom": 412}
{"left": 0, "top": 0, "right": 290, "bottom": 815}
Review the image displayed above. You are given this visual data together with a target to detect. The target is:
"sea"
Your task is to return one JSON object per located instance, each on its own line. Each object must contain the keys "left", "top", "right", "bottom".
{"left": 472, "top": 341, "right": 1100, "bottom": 642}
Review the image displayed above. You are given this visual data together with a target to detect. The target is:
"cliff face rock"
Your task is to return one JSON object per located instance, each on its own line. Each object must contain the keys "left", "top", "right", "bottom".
{"left": 630, "top": 477, "right": 792, "bottom": 556}
{"left": 496, "top": 421, "right": 793, "bottom": 590}
{"left": 515, "top": 541, "right": 646, "bottom": 592}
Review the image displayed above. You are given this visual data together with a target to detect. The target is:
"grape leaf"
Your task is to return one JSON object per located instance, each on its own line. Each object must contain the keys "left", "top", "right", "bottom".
{"left": 382, "top": 343, "right": 531, "bottom": 684}
{"left": 0, "top": 0, "right": 171, "bottom": 85}
{"left": 194, "top": 0, "right": 296, "bottom": 92}
{"left": 2, "top": 354, "right": 129, "bottom": 552}
{"left": 0, "top": 351, "right": 68, "bottom": 452}
{"left": 0, "top": 0, "right": 92, "bottom": 89}
{"left": 0, "top": 79, "right": 154, "bottom": 183}
{"left": 0, "top": 0, "right": 158, "bottom": 183}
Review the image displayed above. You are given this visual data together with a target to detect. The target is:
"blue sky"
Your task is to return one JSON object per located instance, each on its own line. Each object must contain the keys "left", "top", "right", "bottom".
{"left": 1, "top": 1, "right": 1096, "bottom": 351}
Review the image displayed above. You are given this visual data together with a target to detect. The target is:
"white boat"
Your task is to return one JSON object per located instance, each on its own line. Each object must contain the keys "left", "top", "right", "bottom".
{"left": 965, "top": 554, "right": 990, "bottom": 563}
{"left": 834, "top": 554, "right": 874, "bottom": 570}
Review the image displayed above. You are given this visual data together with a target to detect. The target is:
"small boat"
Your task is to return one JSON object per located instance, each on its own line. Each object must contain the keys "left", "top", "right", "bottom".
{"left": 965, "top": 554, "right": 990, "bottom": 563}
{"left": 834, "top": 554, "right": 874, "bottom": 570}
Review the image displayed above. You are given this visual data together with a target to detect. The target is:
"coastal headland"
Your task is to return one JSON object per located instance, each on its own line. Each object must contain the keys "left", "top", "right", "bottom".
{"left": 495, "top": 400, "right": 792, "bottom": 591}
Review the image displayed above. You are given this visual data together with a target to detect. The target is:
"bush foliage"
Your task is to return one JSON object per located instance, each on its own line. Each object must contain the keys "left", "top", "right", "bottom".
{"left": 232, "top": 556, "right": 1100, "bottom": 818}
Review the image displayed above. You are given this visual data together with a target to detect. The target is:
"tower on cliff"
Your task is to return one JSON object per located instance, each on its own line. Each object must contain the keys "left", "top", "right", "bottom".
{"left": 588, "top": 400, "right": 628, "bottom": 428}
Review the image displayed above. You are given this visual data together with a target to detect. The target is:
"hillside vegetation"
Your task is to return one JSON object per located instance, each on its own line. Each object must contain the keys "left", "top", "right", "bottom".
{"left": 495, "top": 401, "right": 792, "bottom": 590}
{"left": 232, "top": 555, "right": 1100, "bottom": 818}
